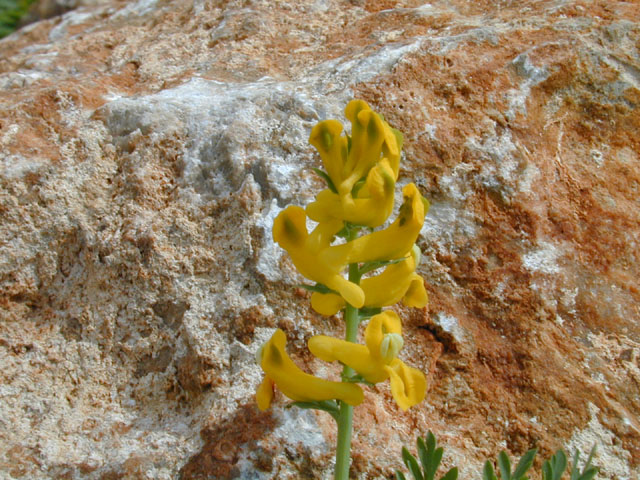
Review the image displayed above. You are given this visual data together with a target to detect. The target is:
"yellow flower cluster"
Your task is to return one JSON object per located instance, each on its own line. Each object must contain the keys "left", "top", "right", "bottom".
{"left": 257, "top": 312, "right": 425, "bottom": 411}
{"left": 257, "top": 100, "right": 429, "bottom": 412}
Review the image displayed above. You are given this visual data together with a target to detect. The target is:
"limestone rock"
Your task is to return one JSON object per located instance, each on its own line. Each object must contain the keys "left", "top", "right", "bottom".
{"left": 0, "top": 0, "right": 638, "bottom": 478}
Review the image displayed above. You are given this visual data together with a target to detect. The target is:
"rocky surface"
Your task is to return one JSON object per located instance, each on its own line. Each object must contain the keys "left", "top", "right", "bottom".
{"left": 0, "top": 0, "right": 639, "bottom": 478}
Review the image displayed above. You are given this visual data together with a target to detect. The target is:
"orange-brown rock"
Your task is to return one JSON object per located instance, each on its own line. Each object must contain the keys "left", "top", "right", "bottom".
{"left": 0, "top": 0, "right": 638, "bottom": 478}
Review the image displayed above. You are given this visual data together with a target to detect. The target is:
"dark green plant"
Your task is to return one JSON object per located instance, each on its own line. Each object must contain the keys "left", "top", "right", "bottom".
{"left": 541, "top": 450, "right": 567, "bottom": 480}
{"left": 482, "top": 449, "right": 537, "bottom": 480}
{"left": 0, "top": 0, "right": 35, "bottom": 38}
{"left": 396, "top": 431, "right": 459, "bottom": 480}
{"left": 397, "top": 431, "right": 599, "bottom": 480}
{"left": 568, "top": 446, "right": 599, "bottom": 480}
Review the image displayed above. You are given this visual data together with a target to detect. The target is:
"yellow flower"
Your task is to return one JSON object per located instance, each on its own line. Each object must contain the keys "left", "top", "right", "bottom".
{"left": 306, "top": 159, "right": 396, "bottom": 228}
{"left": 273, "top": 205, "right": 365, "bottom": 308}
{"left": 321, "top": 183, "right": 429, "bottom": 270}
{"left": 360, "top": 245, "right": 428, "bottom": 308}
{"left": 309, "top": 245, "right": 428, "bottom": 316}
{"left": 338, "top": 100, "right": 392, "bottom": 197}
{"left": 309, "top": 119, "right": 348, "bottom": 190}
{"left": 308, "top": 100, "right": 402, "bottom": 202}
{"left": 256, "top": 329, "right": 364, "bottom": 411}
{"left": 308, "top": 311, "right": 426, "bottom": 410}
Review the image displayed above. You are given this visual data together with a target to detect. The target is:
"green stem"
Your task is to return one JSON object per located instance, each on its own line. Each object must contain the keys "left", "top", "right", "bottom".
{"left": 334, "top": 262, "right": 362, "bottom": 480}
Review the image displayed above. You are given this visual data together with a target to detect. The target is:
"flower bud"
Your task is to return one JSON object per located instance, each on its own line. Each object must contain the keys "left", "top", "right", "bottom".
{"left": 380, "top": 333, "right": 404, "bottom": 363}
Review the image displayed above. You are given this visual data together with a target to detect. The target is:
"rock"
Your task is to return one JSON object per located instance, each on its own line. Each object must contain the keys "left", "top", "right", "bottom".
{"left": 0, "top": 0, "right": 639, "bottom": 478}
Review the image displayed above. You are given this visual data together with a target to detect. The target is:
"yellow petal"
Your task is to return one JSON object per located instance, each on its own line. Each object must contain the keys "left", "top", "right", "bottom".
{"left": 339, "top": 160, "right": 396, "bottom": 227}
{"left": 402, "top": 275, "right": 428, "bottom": 308}
{"left": 306, "top": 218, "right": 343, "bottom": 254}
{"left": 256, "top": 375, "right": 274, "bottom": 411}
{"left": 321, "top": 183, "right": 428, "bottom": 267}
{"left": 308, "top": 335, "right": 388, "bottom": 384}
{"left": 330, "top": 276, "right": 365, "bottom": 308}
{"left": 340, "top": 102, "right": 387, "bottom": 196}
{"left": 310, "top": 292, "right": 346, "bottom": 316}
{"left": 309, "top": 119, "right": 348, "bottom": 189}
{"left": 273, "top": 206, "right": 364, "bottom": 308}
{"left": 383, "top": 127, "right": 403, "bottom": 178}
{"left": 306, "top": 189, "right": 341, "bottom": 224}
{"left": 273, "top": 205, "right": 308, "bottom": 250}
{"left": 384, "top": 359, "right": 427, "bottom": 411}
{"left": 307, "top": 161, "right": 396, "bottom": 228}
{"left": 261, "top": 329, "right": 363, "bottom": 406}
{"left": 364, "top": 311, "right": 403, "bottom": 361}
{"left": 361, "top": 249, "right": 417, "bottom": 308}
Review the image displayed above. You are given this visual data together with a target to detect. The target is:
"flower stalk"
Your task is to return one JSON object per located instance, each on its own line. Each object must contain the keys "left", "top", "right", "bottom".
{"left": 335, "top": 253, "right": 362, "bottom": 479}
{"left": 255, "top": 100, "right": 430, "bottom": 479}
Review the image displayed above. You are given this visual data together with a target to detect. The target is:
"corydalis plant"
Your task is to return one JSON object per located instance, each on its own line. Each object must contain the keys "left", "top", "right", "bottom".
{"left": 255, "top": 100, "right": 430, "bottom": 479}
{"left": 397, "top": 431, "right": 599, "bottom": 480}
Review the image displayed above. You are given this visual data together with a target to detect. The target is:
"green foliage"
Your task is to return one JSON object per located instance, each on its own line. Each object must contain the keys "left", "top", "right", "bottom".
{"left": 0, "top": 0, "right": 35, "bottom": 38}
{"left": 312, "top": 167, "right": 338, "bottom": 194}
{"left": 357, "top": 257, "right": 406, "bottom": 276}
{"left": 569, "top": 445, "right": 599, "bottom": 480}
{"left": 396, "top": 431, "right": 458, "bottom": 480}
{"left": 296, "top": 282, "right": 335, "bottom": 294}
{"left": 483, "top": 449, "right": 537, "bottom": 480}
{"left": 398, "top": 432, "right": 599, "bottom": 480}
{"left": 542, "top": 450, "right": 567, "bottom": 480}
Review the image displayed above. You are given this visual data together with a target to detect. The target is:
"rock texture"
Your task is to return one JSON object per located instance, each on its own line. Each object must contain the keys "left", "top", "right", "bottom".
{"left": 1, "top": 0, "right": 639, "bottom": 478}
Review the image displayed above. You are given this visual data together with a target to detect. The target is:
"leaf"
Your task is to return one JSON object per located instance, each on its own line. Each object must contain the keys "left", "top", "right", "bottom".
{"left": 287, "top": 400, "right": 340, "bottom": 421}
{"left": 543, "top": 450, "right": 567, "bottom": 480}
{"left": 430, "top": 448, "right": 444, "bottom": 480}
{"left": 570, "top": 450, "right": 581, "bottom": 480}
{"left": 296, "top": 283, "right": 335, "bottom": 294}
{"left": 426, "top": 431, "right": 437, "bottom": 456}
{"left": 554, "top": 450, "right": 568, "bottom": 479}
{"left": 572, "top": 445, "right": 599, "bottom": 480}
{"left": 312, "top": 168, "right": 337, "bottom": 193}
{"left": 342, "top": 374, "right": 375, "bottom": 387}
{"left": 440, "top": 467, "right": 458, "bottom": 480}
{"left": 417, "top": 436, "right": 430, "bottom": 478}
{"left": 512, "top": 448, "right": 537, "bottom": 480}
{"left": 576, "top": 470, "right": 598, "bottom": 480}
{"left": 482, "top": 461, "right": 498, "bottom": 480}
{"left": 497, "top": 452, "right": 512, "bottom": 480}
{"left": 417, "top": 432, "right": 440, "bottom": 480}
{"left": 396, "top": 472, "right": 408, "bottom": 480}
{"left": 583, "top": 445, "right": 597, "bottom": 472}
{"left": 358, "top": 307, "right": 382, "bottom": 320}
{"left": 402, "top": 447, "right": 424, "bottom": 480}
{"left": 358, "top": 257, "right": 406, "bottom": 276}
